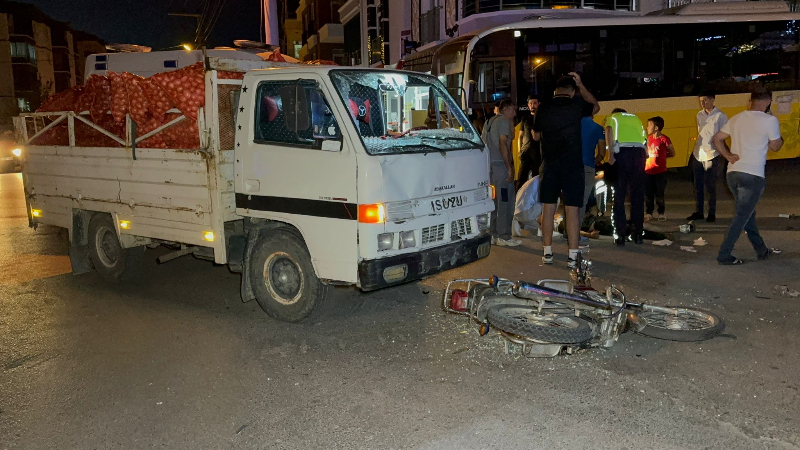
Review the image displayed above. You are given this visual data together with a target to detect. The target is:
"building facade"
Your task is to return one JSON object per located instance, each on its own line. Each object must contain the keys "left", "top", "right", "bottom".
{"left": 278, "top": 0, "right": 792, "bottom": 68}
{"left": 0, "top": 1, "right": 104, "bottom": 131}
{"left": 296, "top": 0, "right": 347, "bottom": 63}
{"left": 277, "top": 0, "right": 304, "bottom": 59}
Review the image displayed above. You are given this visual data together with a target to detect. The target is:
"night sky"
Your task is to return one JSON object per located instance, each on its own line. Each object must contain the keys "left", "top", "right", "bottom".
{"left": 16, "top": 0, "right": 264, "bottom": 50}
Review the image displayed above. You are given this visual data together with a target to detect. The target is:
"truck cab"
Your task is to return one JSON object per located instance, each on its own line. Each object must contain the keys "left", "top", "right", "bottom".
{"left": 235, "top": 68, "right": 493, "bottom": 319}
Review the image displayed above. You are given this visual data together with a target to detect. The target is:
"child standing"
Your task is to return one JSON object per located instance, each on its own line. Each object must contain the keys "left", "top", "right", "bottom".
{"left": 645, "top": 116, "right": 676, "bottom": 221}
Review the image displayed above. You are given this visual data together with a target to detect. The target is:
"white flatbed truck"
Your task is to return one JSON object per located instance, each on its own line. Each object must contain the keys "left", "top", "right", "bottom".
{"left": 14, "top": 56, "right": 494, "bottom": 322}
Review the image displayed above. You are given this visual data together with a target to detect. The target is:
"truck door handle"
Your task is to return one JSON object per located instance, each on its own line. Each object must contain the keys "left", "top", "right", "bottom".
{"left": 245, "top": 179, "right": 260, "bottom": 192}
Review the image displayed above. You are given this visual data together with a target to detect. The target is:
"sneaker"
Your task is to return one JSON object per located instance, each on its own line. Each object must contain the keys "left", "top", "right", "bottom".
{"left": 758, "top": 247, "right": 782, "bottom": 260}
{"left": 496, "top": 238, "right": 522, "bottom": 247}
{"left": 644, "top": 214, "right": 653, "bottom": 222}
{"left": 658, "top": 213, "right": 667, "bottom": 222}
{"left": 491, "top": 236, "right": 497, "bottom": 245}
{"left": 706, "top": 214, "right": 716, "bottom": 223}
{"left": 568, "top": 258, "right": 577, "bottom": 269}
{"left": 687, "top": 212, "right": 704, "bottom": 221}
{"left": 542, "top": 253, "right": 554, "bottom": 264}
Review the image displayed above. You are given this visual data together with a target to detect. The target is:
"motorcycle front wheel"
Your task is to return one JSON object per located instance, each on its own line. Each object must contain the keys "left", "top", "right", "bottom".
{"left": 636, "top": 307, "right": 725, "bottom": 342}
{"left": 487, "top": 305, "right": 594, "bottom": 344}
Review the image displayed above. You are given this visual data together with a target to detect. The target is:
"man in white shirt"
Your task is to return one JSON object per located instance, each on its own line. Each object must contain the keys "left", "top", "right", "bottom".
{"left": 712, "top": 87, "right": 783, "bottom": 265}
{"left": 688, "top": 90, "right": 728, "bottom": 223}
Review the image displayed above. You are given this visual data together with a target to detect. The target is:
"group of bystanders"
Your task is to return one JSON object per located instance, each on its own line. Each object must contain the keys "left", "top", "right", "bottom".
{"left": 476, "top": 75, "right": 782, "bottom": 267}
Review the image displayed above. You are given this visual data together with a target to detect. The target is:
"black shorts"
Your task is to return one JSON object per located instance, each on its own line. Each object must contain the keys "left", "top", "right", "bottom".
{"left": 539, "top": 164, "right": 585, "bottom": 207}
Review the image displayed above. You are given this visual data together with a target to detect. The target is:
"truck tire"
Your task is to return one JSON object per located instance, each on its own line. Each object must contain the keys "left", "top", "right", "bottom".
{"left": 88, "top": 213, "right": 143, "bottom": 282}
{"left": 249, "top": 228, "right": 327, "bottom": 323}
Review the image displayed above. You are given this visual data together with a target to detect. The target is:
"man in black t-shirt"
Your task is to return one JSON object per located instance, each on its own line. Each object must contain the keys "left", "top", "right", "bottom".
{"left": 533, "top": 73, "right": 600, "bottom": 267}
{"left": 516, "top": 95, "right": 540, "bottom": 191}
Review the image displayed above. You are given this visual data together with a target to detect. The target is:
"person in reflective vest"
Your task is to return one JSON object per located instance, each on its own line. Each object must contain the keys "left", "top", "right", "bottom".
{"left": 605, "top": 109, "right": 647, "bottom": 245}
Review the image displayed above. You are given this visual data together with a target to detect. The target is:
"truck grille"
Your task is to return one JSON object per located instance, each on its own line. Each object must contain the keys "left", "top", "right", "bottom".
{"left": 421, "top": 224, "right": 445, "bottom": 245}
{"left": 386, "top": 200, "right": 414, "bottom": 221}
{"left": 451, "top": 218, "right": 473, "bottom": 238}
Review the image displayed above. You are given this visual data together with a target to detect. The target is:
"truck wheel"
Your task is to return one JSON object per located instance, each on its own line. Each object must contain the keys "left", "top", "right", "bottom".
{"left": 249, "top": 228, "right": 327, "bottom": 323}
{"left": 88, "top": 214, "right": 142, "bottom": 282}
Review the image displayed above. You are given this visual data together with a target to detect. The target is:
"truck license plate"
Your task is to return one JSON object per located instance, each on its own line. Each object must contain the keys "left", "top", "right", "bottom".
{"left": 430, "top": 195, "right": 468, "bottom": 212}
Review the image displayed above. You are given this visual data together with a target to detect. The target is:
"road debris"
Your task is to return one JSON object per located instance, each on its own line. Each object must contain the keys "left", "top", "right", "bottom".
{"left": 680, "top": 246, "right": 697, "bottom": 253}
{"left": 652, "top": 239, "right": 673, "bottom": 246}
{"left": 778, "top": 213, "right": 797, "bottom": 219}
{"left": 773, "top": 285, "right": 800, "bottom": 298}
{"left": 693, "top": 237, "right": 708, "bottom": 246}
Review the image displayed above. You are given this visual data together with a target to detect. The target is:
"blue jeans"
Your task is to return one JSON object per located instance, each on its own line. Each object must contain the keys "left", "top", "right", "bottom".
{"left": 691, "top": 154, "right": 722, "bottom": 216}
{"left": 717, "top": 171, "right": 768, "bottom": 263}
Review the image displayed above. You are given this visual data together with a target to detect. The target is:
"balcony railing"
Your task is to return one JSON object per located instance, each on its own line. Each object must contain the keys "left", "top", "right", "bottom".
{"left": 420, "top": 7, "right": 441, "bottom": 45}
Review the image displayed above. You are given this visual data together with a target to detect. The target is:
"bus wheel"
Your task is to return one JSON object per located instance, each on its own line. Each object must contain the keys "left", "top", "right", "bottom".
{"left": 249, "top": 228, "right": 327, "bottom": 323}
{"left": 88, "top": 213, "right": 143, "bottom": 282}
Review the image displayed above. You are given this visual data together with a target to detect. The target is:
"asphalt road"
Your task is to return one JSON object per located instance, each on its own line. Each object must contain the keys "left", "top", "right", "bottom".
{"left": 1, "top": 166, "right": 800, "bottom": 450}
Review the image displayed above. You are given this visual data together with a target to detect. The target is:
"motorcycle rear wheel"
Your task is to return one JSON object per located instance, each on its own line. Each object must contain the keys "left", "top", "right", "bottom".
{"left": 636, "top": 307, "right": 724, "bottom": 341}
{"left": 487, "top": 305, "right": 593, "bottom": 344}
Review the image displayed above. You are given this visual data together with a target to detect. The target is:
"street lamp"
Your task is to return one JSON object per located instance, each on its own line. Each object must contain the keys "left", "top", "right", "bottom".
{"left": 182, "top": 44, "right": 193, "bottom": 51}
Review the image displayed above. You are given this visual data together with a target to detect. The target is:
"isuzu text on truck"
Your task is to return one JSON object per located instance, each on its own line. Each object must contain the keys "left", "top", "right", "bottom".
{"left": 13, "top": 52, "right": 494, "bottom": 322}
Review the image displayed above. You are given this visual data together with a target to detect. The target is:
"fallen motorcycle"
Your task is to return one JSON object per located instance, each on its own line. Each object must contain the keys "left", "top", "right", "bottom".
{"left": 442, "top": 256, "right": 725, "bottom": 357}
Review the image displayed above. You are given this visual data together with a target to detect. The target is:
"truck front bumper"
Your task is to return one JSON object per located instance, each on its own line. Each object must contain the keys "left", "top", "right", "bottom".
{"left": 358, "top": 233, "right": 492, "bottom": 291}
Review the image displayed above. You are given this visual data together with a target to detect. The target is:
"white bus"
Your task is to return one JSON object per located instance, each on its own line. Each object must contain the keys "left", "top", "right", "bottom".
{"left": 424, "top": 2, "right": 800, "bottom": 167}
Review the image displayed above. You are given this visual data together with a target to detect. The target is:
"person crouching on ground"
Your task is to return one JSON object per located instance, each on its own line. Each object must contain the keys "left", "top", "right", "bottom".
{"left": 644, "top": 116, "right": 676, "bottom": 221}
{"left": 534, "top": 72, "right": 600, "bottom": 267}
{"left": 486, "top": 99, "right": 521, "bottom": 247}
{"left": 713, "top": 87, "right": 783, "bottom": 265}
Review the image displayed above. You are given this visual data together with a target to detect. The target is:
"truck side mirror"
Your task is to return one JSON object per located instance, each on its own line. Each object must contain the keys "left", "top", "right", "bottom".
{"left": 280, "top": 83, "right": 310, "bottom": 132}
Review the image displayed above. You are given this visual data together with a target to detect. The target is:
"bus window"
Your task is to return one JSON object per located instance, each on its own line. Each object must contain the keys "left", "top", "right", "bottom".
{"left": 516, "top": 20, "right": 799, "bottom": 101}
{"left": 475, "top": 60, "right": 511, "bottom": 103}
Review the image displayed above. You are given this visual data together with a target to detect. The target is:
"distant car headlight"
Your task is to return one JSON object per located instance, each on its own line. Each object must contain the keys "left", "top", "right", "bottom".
{"left": 12, "top": 148, "right": 21, "bottom": 157}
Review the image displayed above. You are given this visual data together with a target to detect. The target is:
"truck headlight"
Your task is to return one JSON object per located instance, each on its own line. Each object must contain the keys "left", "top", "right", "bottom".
{"left": 476, "top": 213, "right": 490, "bottom": 231}
{"left": 399, "top": 230, "right": 415, "bottom": 249}
{"left": 377, "top": 232, "right": 394, "bottom": 251}
{"left": 12, "top": 148, "right": 22, "bottom": 157}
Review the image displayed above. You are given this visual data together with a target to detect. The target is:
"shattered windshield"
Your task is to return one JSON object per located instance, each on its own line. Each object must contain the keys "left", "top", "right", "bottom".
{"left": 329, "top": 70, "right": 483, "bottom": 155}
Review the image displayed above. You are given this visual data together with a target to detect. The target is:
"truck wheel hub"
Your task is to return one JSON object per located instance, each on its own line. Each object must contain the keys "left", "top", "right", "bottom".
{"left": 264, "top": 252, "right": 303, "bottom": 305}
